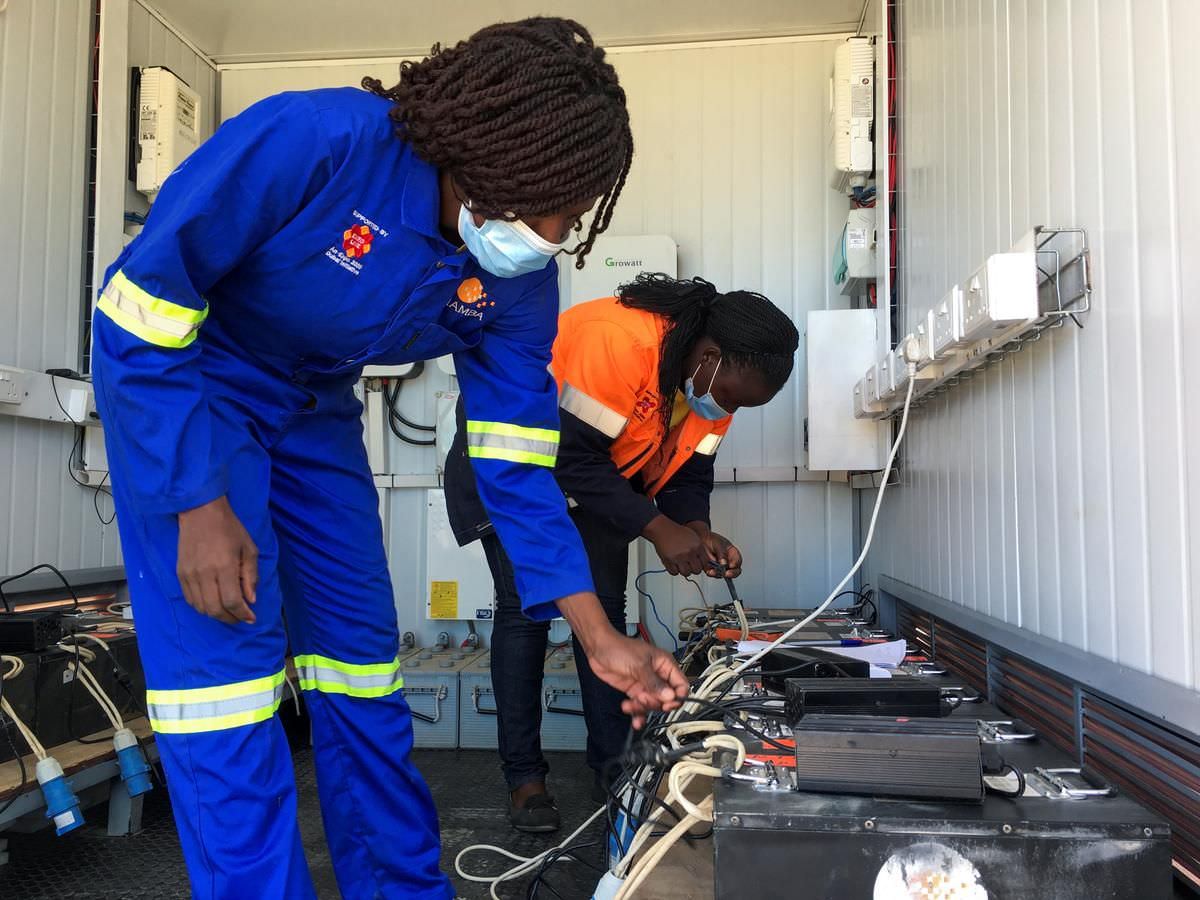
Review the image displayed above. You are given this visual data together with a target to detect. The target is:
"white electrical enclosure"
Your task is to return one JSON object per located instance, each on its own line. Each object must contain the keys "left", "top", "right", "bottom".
{"left": 840, "top": 206, "right": 877, "bottom": 296}
{"left": 564, "top": 235, "right": 677, "bottom": 308}
{"left": 808, "top": 310, "right": 888, "bottom": 471}
{"left": 136, "top": 67, "right": 201, "bottom": 197}
{"left": 425, "top": 489, "right": 495, "bottom": 622}
{"left": 829, "top": 37, "right": 874, "bottom": 191}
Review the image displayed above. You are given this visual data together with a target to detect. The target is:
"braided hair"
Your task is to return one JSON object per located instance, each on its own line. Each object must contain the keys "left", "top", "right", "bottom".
{"left": 363, "top": 17, "right": 632, "bottom": 268}
{"left": 617, "top": 273, "right": 800, "bottom": 431}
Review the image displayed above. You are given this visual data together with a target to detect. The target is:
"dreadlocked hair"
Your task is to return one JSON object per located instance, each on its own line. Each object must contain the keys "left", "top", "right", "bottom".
{"left": 617, "top": 273, "right": 800, "bottom": 431}
{"left": 362, "top": 17, "right": 632, "bottom": 268}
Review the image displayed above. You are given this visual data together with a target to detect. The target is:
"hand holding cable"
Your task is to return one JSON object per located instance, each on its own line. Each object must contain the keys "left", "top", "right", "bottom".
{"left": 643, "top": 514, "right": 712, "bottom": 576}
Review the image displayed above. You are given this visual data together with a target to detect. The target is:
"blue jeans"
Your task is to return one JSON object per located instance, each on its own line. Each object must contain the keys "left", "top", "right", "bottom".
{"left": 482, "top": 507, "right": 631, "bottom": 790}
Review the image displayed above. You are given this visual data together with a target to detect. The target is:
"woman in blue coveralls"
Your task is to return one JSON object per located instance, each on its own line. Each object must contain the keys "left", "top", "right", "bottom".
{"left": 90, "top": 18, "right": 687, "bottom": 900}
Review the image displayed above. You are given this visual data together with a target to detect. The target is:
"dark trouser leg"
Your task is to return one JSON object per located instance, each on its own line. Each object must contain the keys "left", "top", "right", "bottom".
{"left": 483, "top": 534, "right": 551, "bottom": 790}
{"left": 568, "top": 508, "right": 633, "bottom": 782}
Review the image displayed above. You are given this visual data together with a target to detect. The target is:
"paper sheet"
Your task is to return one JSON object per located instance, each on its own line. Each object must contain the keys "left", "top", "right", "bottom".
{"left": 734, "top": 639, "right": 904, "bottom": 679}
{"left": 825, "top": 639, "right": 907, "bottom": 668}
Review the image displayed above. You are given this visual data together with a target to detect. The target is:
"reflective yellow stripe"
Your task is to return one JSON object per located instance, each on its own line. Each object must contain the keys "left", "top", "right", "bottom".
{"left": 468, "top": 446, "right": 557, "bottom": 467}
{"left": 96, "top": 270, "right": 208, "bottom": 349}
{"left": 559, "top": 383, "right": 627, "bottom": 439}
{"left": 466, "top": 420, "right": 559, "bottom": 468}
{"left": 150, "top": 705, "right": 280, "bottom": 735}
{"left": 465, "top": 421, "right": 559, "bottom": 443}
{"left": 695, "top": 434, "right": 723, "bottom": 456}
{"left": 110, "top": 271, "right": 207, "bottom": 324}
{"left": 146, "top": 670, "right": 285, "bottom": 735}
{"left": 294, "top": 654, "right": 405, "bottom": 698}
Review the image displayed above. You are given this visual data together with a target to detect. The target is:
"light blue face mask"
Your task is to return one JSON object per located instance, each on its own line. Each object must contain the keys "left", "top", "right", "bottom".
{"left": 457, "top": 204, "right": 566, "bottom": 279}
{"left": 685, "top": 357, "right": 730, "bottom": 420}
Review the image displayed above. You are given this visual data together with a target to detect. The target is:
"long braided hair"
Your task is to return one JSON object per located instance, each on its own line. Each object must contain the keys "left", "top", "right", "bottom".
{"left": 363, "top": 17, "right": 632, "bottom": 268}
{"left": 617, "top": 273, "right": 800, "bottom": 431}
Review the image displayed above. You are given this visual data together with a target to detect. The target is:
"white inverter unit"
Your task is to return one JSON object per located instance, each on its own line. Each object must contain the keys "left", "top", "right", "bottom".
{"left": 136, "top": 67, "right": 201, "bottom": 197}
{"left": 829, "top": 37, "right": 874, "bottom": 192}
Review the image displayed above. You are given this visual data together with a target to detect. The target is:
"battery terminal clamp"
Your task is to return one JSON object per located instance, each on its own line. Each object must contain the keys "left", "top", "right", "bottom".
{"left": 1029, "top": 767, "right": 1114, "bottom": 800}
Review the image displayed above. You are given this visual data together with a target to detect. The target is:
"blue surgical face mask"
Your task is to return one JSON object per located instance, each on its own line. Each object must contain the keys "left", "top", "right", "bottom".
{"left": 685, "top": 357, "right": 730, "bottom": 420}
{"left": 457, "top": 204, "right": 566, "bottom": 279}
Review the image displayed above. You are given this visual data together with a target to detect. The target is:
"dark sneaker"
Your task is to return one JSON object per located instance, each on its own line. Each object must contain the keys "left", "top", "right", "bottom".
{"left": 510, "top": 791, "right": 561, "bottom": 833}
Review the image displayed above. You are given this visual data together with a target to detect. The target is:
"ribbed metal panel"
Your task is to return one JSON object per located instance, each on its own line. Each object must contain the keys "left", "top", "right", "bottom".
{"left": 0, "top": 0, "right": 122, "bottom": 575}
{"left": 1083, "top": 694, "right": 1200, "bottom": 888}
{"left": 989, "top": 648, "right": 1077, "bottom": 755}
{"left": 931, "top": 616, "right": 988, "bottom": 695}
{"left": 897, "top": 602, "right": 935, "bottom": 657}
{"left": 865, "top": 0, "right": 1200, "bottom": 700}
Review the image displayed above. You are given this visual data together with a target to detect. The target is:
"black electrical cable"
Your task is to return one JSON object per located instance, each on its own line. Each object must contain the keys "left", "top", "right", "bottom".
{"left": 385, "top": 380, "right": 436, "bottom": 430}
{"left": 985, "top": 764, "right": 1026, "bottom": 799}
{"left": 382, "top": 380, "right": 436, "bottom": 446}
{"left": 0, "top": 563, "right": 82, "bottom": 613}
{"left": 0, "top": 717, "right": 29, "bottom": 819}
{"left": 526, "top": 839, "right": 604, "bottom": 900}
{"left": 49, "top": 375, "right": 115, "bottom": 525}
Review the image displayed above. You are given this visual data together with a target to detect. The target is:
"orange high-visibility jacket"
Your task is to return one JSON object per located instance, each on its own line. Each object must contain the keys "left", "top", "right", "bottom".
{"left": 446, "top": 296, "right": 731, "bottom": 544}
{"left": 552, "top": 297, "right": 730, "bottom": 496}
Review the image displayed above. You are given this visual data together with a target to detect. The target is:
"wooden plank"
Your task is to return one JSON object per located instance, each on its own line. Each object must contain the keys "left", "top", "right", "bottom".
{"left": 639, "top": 838, "right": 715, "bottom": 900}
{"left": 0, "top": 717, "right": 154, "bottom": 798}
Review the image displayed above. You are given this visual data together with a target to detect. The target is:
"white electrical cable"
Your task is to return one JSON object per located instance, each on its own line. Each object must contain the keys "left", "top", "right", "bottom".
{"left": 2, "top": 655, "right": 46, "bottom": 760}
{"left": 734, "top": 374, "right": 916, "bottom": 675}
{"left": 58, "top": 642, "right": 125, "bottom": 732}
{"left": 455, "top": 805, "right": 607, "bottom": 900}
{"left": 600, "top": 376, "right": 918, "bottom": 895}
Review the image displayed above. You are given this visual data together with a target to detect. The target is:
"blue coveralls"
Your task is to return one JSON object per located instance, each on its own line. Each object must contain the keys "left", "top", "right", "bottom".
{"left": 91, "top": 88, "right": 594, "bottom": 899}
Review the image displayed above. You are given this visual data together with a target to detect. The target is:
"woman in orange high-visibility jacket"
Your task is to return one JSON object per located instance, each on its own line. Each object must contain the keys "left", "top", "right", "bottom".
{"left": 445, "top": 273, "right": 800, "bottom": 832}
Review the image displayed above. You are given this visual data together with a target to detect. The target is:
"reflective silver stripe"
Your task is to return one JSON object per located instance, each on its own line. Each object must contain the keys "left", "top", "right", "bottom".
{"left": 695, "top": 434, "right": 723, "bottom": 456}
{"left": 101, "top": 281, "right": 202, "bottom": 341}
{"left": 146, "top": 684, "right": 282, "bottom": 723}
{"left": 466, "top": 431, "right": 558, "bottom": 459}
{"left": 294, "top": 663, "right": 403, "bottom": 692}
{"left": 560, "top": 383, "right": 627, "bottom": 439}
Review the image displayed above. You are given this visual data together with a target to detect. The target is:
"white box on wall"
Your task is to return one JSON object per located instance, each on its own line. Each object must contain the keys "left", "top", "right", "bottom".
{"left": 808, "top": 310, "right": 889, "bottom": 471}
{"left": 563, "top": 235, "right": 677, "bottom": 308}
{"left": 136, "top": 67, "right": 201, "bottom": 197}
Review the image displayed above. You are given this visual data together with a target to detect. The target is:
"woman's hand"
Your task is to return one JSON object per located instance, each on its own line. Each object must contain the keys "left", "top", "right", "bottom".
{"left": 643, "top": 514, "right": 712, "bottom": 576}
{"left": 587, "top": 632, "right": 689, "bottom": 728}
{"left": 687, "top": 524, "right": 743, "bottom": 579}
{"left": 177, "top": 496, "right": 258, "bottom": 624}
{"left": 557, "top": 591, "right": 688, "bottom": 728}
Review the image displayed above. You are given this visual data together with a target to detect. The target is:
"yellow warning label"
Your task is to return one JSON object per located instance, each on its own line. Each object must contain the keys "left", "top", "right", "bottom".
{"left": 429, "top": 581, "right": 459, "bottom": 619}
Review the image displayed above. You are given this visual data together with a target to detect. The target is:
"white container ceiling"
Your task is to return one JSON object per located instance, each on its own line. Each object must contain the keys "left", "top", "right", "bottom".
{"left": 145, "top": 0, "right": 867, "bottom": 64}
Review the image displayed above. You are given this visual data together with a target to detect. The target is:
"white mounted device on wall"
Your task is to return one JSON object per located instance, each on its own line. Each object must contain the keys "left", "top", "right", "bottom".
{"left": 563, "top": 234, "right": 677, "bottom": 308}
{"left": 135, "top": 67, "right": 201, "bottom": 197}
{"left": 829, "top": 37, "right": 874, "bottom": 191}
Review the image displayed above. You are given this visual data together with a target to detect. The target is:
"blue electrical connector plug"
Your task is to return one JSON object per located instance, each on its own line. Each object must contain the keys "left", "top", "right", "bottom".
{"left": 113, "top": 728, "right": 152, "bottom": 797}
{"left": 35, "top": 756, "right": 84, "bottom": 835}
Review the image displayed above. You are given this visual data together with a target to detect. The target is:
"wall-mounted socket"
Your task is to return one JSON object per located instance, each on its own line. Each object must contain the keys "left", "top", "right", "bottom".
{"left": 959, "top": 252, "right": 1039, "bottom": 343}
{"left": 928, "top": 285, "right": 967, "bottom": 358}
{"left": 853, "top": 376, "right": 885, "bottom": 419}
{"left": 875, "top": 354, "right": 894, "bottom": 402}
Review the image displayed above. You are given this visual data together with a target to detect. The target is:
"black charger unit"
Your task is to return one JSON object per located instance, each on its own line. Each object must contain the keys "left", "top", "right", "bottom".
{"left": 759, "top": 646, "right": 869, "bottom": 691}
{"left": 791, "top": 714, "right": 984, "bottom": 802}
{"left": 784, "top": 676, "right": 954, "bottom": 723}
{"left": 0, "top": 610, "right": 65, "bottom": 652}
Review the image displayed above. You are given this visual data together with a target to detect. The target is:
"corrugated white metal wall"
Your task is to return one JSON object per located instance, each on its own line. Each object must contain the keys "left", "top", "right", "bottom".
{"left": 864, "top": 0, "right": 1200, "bottom": 693}
{"left": 220, "top": 37, "right": 853, "bottom": 643}
{"left": 0, "top": 0, "right": 122, "bottom": 574}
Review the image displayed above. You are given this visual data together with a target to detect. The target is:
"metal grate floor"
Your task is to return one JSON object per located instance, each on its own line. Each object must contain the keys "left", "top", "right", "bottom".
{"left": 0, "top": 741, "right": 604, "bottom": 899}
